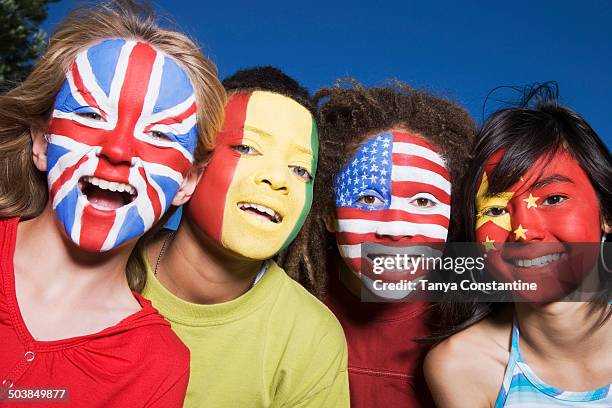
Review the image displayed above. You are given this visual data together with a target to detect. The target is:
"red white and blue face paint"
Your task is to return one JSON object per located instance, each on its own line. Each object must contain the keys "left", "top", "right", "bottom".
{"left": 333, "top": 131, "right": 450, "bottom": 295}
{"left": 46, "top": 39, "right": 197, "bottom": 252}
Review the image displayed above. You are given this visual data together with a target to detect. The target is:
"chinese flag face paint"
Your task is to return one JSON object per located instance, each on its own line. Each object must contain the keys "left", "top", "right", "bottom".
{"left": 187, "top": 91, "right": 317, "bottom": 259}
{"left": 333, "top": 132, "right": 450, "bottom": 290}
{"left": 46, "top": 39, "right": 198, "bottom": 252}
{"left": 475, "top": 149, "right": 602, "bottom": 300}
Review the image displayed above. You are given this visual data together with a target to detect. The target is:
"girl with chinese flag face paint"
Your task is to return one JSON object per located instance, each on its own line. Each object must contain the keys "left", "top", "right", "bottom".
{"left": 0, "top": 3, "right": 226, "bottom": 405}
{"left": 424, "top": 86, "right": 612, "bottom": 408}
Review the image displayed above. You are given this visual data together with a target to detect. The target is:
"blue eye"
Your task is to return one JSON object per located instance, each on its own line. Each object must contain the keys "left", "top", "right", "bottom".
{"left": 231, "top": 144, "right": 260, "bottom": 155}
{"left": 75, "top": 111, "right": 103, "bottom": 121}
{"left": 291, "top": 166, "right": 312, "bottom": 182}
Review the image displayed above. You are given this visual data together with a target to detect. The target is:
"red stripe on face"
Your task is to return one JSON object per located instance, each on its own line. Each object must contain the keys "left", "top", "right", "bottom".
{"left": 71, "top": 63, "right": 105, "bottom": 119}
{"left": 392, "top": 154, "right": 450, "bottom": 181}
{"left": 392, "top": 181, "right": 451, "bottom": 205}
{"left": 336, "top": 207, "right": 450, "bottom": 226}
{"left": 187, "top": 93, "right": 250, "bottom": 240}
{"left": 139, "top": 166, "right": 162, "bottom": 220}
{"left": 145, "top": 102, "right": 197, "bottom": 129}
{"left": 392, "top": 131, "right": 441, "bottom": 152}
{"left": 336, "top": 231, "right": 446, "bottom": 245}
{"left": 79, "top": 206, "right": 116, "bottom": 250}
{"left": 50, "top": 155, "right": 89, "bottom": 198}
{"left": 48, "top": 118, "right": 106, "bottom": 145}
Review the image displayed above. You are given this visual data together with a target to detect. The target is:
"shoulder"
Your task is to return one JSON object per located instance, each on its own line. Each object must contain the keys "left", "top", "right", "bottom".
{"left": 424, "top": 315, "right": 511, "bottom": 408}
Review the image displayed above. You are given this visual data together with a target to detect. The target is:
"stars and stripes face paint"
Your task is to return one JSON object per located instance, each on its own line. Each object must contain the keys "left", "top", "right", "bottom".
{"left": 333, "top": 131, "right": 450, "bottom": 292}
{"left": 187, "top": 91, "right": 317, "bottom": 260}
{"left": 475, "top": 149, "right": 602, "bottom": 300}
{"left": 46, "top": 39, "right": 197, "bottom": 252}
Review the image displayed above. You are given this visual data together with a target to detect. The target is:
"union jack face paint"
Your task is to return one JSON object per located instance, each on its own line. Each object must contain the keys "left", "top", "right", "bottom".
{"left": 46, "top": 39, "right": 198, "bottom": 252}
{"left": 333, "top": 131, "right": 450, "bottom": 293}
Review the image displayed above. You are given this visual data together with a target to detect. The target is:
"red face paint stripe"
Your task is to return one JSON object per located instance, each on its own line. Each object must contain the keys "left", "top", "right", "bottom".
{"left": 392, "top": 132, "right": 441, "bottom": 152}
{"left": 188, "top": 93, "right": 251, "bottom": 241}
{"left": 392, "top": 181, "right": 451, "bottom": 205}
{"left": 146, "top": 102, "right": 197, "bottom": 128}
{"left": 71, "top": 63, "right": 105, "bottom": 119}
{"left": 139, "top": 167, "right": 162, "bottom": 220}
{"left": 392, "top": 154, "right": 450, "bottom": 181}
{"left": 336, "top": 232, "right": 446, "bottom": 245}
{"left": 48, "top": 118, "right": 106, "bottom": 145}
{"left": 50, "top": 155, "right": 89, "bottom": 198}
{"left": 336, "top": 207, "right": 450, "bottom": 226}
{"left": 79, "top": 206, "right": 116, "bottom": 250}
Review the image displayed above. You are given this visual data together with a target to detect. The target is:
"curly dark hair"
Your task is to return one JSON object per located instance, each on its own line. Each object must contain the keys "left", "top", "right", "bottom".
{"left": 278, "top": 80, "right": 476, "bottom": 298}
{"left": 221, "top": 66, "right": 314, "bottom": 113}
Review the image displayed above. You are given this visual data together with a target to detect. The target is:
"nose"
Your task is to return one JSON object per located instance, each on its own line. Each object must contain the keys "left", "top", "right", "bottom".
{"left": 509, "top": 200, "right": 546, "bottom": 242}
{"left": 97, "top": 130, "right": 134, "bottom": 166}
{"left": 254, "top": 164, "right": 288, "bottom": 193}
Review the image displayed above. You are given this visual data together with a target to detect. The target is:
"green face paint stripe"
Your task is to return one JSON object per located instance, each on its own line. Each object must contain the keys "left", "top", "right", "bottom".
{"left": 278, "top": 117, "right": 318, "bottom": 252}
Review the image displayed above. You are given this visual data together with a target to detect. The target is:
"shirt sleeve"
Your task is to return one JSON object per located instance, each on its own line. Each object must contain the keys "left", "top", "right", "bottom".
{"left": 146, "top": 368, "right": 189, "bottom": 408}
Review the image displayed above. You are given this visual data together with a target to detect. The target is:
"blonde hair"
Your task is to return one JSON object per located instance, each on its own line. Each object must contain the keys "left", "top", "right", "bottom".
{"left": 0, "top": 0, "right": 226, "bottom": 219}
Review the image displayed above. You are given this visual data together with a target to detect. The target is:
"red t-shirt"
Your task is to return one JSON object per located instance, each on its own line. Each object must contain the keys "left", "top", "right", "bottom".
{"left": 0, "top": 218, "right": 190, "bottom": 407}
{"left": 325, "top": 276, "right": 435, "bottom": 408}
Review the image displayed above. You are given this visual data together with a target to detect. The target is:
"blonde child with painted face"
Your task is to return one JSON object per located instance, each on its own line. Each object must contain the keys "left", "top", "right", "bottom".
{"left": 0, "top": 1, "right": 225, "bottom": 406}
{"left": 131, "top": 67, "right": 349, "bottom": 408}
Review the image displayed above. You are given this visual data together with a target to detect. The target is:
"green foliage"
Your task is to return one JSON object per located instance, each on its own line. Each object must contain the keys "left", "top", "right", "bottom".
{"left": 0, "top": 0, "right": 60, "bottom": 90}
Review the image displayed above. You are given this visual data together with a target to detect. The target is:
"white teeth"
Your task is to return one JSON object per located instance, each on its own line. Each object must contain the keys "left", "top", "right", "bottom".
{"left": 238, "top": 202, "right": 281, "bottom": 223}
{"left": 83, "top": 176, "right": 136, "bottom": 196}
{"left": 513, "top": 253, "right": 562, "bottom": 268}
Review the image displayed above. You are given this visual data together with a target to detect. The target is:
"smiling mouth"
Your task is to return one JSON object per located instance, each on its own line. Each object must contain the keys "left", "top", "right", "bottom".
{"left": 237, "top": 202, "right": 282, "bottom": 224}
{"left": 505, "top": 252, "right": 565, "bottom": 268}
{"left": 79, "top": 176, "right": 137, "bottom": 211}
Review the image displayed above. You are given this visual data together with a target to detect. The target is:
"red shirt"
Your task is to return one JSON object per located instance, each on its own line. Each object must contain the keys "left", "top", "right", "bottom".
{"left": 325, "top": 276, "right": 435, "bottom": 408}
{"left": 0, "top": 218, "right": 190, "bottom": 407}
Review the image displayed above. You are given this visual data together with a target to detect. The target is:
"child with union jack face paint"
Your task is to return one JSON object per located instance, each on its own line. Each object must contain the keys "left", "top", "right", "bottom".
{"left": 281, "top": 81, "right": 475, "bottom": 407}
{"left": 424, "top": 85, "right": 612, "bottom": 408}
{"left": 0, "top": 2, "right": 225, "bottom": 406}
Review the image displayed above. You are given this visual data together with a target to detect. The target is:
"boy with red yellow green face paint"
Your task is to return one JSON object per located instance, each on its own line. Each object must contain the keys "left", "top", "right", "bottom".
{"left": 136, "top": 67, "right": 349, "bottom": 408}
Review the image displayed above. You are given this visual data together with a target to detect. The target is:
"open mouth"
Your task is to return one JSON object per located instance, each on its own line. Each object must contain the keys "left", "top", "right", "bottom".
{"left": 505, "top": 252, "right": 565, "bottom": 268}
{"left": 237, "top": 202, "right": 282, "bottom": 224}
{"left": 79, "top": 176, "right": 137, "bottom": 211}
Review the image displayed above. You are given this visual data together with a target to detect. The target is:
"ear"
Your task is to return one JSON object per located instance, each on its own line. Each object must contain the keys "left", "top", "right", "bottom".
{"left": 323, "top": 212, "right": 336, "bottom": 233}
{"left": 603, "top": 222, "right": 612, "bottom": 235}
{"left": 172, "top": 164, "right": 205, "bottom": 206}
{"left": 31, "top": 128, "right": 48, "bottom": 172}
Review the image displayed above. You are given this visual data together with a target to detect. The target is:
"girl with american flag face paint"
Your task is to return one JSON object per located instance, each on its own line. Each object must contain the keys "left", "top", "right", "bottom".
{"left": 281, "top": 81, "right": 475, "bottom": 408}
{"left": 0, "top": 2, "right": 225, "bottom": 406}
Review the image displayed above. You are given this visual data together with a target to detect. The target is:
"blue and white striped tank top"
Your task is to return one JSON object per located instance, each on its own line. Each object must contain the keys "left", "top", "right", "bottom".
{"left": 494, "top": 319, "right": 612, "bottom": 407}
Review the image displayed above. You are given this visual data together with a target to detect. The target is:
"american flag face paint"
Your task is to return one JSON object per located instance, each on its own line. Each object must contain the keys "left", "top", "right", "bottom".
{"left": 475, "top": 149, "right": 602, "bottom": 300}
{"left": 334, "top": 131, "right": 450, "bottom": 287}
{"left": 46, "top": 39, "right": 198, "bottom": 252}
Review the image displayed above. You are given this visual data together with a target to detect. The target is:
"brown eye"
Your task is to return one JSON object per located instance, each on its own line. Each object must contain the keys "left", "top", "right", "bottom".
{"left": 357, "top": 194, "right": 384, "bottom": 207}
{"left": 483, "top": 207, "right": 507, "bottom": 217}
{"left": 149, "top": 131, "right": 172, "bottom": 141}
{"left": 541, "top": 195, "right": 568, "bottom": 206}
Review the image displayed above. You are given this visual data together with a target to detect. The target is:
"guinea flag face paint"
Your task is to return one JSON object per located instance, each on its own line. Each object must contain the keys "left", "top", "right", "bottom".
{"left": 46, "top": 39, "right": 198, "bottom": 252}
{"left": 475, "top": 149, "right": 602, "bottom": 300}
{"left": 187, "top": 91, "right": 317, "bottom": 260}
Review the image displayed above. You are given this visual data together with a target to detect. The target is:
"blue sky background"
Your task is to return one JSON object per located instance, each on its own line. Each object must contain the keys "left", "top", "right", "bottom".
{"left": 43, "top": 0, "right": 611, "bottom": 148}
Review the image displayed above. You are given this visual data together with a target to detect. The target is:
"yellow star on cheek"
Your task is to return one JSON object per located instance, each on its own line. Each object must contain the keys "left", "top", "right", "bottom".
{"left": 513, "top": 224, "right": 528, "bottom": 240}
{"left": 483, "top": 236, "right": 496, "bottom": 252}
{"left": 523, "top": 193, "right": 539, "bottom": 209}
{"left": 475, "top": 172, "right": 515, "bottom": 232}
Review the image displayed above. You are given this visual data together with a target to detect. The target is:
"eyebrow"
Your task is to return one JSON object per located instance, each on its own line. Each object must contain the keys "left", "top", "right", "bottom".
{"left": 530, "top": 174, "right": 574, "bottom": 190}
{"left": 245, "top": 125, "right": 313, "bottom": 157}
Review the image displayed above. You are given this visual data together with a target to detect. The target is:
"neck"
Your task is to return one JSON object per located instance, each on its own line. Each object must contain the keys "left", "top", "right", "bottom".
{"left": 14, "top": 204, "right": 136, "bottom": 308}
{"left": 515, "top": 302, "right": 612, "bottom": 362}
{"left": 152, "top": 218, "right": 262, "bottom": 305}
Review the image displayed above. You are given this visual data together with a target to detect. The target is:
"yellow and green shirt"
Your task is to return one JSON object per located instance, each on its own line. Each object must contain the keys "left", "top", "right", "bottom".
{"left": 141, "top": 258, "right": 349, "bottom": 407}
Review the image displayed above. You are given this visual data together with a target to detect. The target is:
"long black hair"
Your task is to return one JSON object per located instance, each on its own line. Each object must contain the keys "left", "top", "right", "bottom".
{"left": 432, "top": 83, "right": 612, "bottom": 339}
